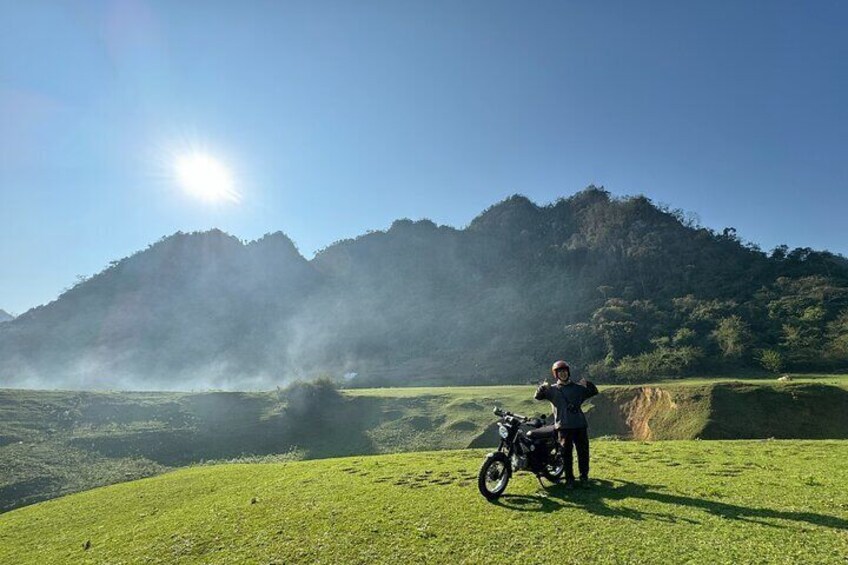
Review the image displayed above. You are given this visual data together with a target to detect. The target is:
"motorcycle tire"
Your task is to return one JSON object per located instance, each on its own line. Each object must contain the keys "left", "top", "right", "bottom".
{"left": 541, "top": 447, "right": 565, "bottom": 483}
{"left": 478, "top": 452, "right": 511, "bottom": 501}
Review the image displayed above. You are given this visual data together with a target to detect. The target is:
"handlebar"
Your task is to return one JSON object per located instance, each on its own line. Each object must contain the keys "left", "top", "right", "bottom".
{"left": 492, "top": 406, "right": 528, "bottom": 421}
{"left": 493, "top": 406, "right": 548, "bottom": 428}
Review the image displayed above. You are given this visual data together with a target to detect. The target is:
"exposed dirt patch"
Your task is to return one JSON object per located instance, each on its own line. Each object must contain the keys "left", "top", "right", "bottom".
{"left": 622, "top": 388, "right": 678, "bottom": 440}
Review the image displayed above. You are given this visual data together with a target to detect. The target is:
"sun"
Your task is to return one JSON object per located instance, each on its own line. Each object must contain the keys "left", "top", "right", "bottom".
{"left": 174, "top": 153, "right": 240, "bottom": 203}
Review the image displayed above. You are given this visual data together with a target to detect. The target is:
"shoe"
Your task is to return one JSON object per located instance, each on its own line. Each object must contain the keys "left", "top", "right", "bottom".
{"left": 579, "top": 477, "right": 590, "bottom": 488}
{"left": 564, "top": 480, "right": 575, "bottom": 490}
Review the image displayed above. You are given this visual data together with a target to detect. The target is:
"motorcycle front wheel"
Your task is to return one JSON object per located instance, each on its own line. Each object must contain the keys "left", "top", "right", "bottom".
{"left": 478, "top": 452, "right": 511, "bottom": 500}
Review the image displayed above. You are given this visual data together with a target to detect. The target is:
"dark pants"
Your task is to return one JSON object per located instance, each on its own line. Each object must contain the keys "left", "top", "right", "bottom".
{"left": 557, "top": 427, "right": 590, "bottom": 481}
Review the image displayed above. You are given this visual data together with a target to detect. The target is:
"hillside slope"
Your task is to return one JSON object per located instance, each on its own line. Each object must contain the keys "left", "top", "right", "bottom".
{"left": 1, "top": 442, "right": 846, "bottom": 564}
{"left": 2, "top": 188, "right": 847, "bottom": 389}
{"left": 2, "top": 378, "right": 846, "bottom": 512}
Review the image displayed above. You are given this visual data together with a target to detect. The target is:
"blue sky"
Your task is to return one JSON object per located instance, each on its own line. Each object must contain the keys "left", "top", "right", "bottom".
{"left": 1, "top": 0, "right": 846, "bottom": 314}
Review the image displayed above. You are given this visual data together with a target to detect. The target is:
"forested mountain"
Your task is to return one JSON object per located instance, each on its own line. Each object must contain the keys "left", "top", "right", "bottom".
{"left": 2, "top": 187, "right": 847, "bottom": 389}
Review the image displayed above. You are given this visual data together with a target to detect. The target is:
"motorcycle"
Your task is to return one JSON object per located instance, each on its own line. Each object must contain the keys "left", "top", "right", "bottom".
{"left": 477, "top": 406, "right": 565, "bottom": 500}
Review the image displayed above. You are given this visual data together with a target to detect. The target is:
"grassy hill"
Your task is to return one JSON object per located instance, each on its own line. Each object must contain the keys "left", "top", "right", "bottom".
{"left": 1, "top": 441, "right": 846, "bottom": 564}
{"left": 1, "top": 376, "right": 847, "bottom": 513}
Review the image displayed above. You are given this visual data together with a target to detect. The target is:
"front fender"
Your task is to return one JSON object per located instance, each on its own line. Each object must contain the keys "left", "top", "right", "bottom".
{"left": 484, "top": 450, "right": 512, "bottom": 472}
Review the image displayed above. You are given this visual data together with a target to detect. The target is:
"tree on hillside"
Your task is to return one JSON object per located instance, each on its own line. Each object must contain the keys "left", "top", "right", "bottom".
{"left": 825, "top": 310, "right": 848, "bottom": 361}
{"left": 759, "top": 349, "right": 784, "bottom": 374}
{"left": 712, "top": 315, "right": 752, "bottom": 360}
{"left": 765, "top": 277, "right": 848, "bottom": 367}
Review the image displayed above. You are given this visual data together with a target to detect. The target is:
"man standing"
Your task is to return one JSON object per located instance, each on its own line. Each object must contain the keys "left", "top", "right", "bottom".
{"left": 535, "top": 360, "right": 599, "bottom": 487}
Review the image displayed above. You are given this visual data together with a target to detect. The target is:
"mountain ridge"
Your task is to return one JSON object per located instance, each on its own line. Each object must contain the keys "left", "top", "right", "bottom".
{"left": 1, "top": 187, "right": 847, "bottom": 389}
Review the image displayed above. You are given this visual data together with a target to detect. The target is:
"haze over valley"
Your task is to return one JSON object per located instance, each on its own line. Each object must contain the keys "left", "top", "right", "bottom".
{"left": 2, "top": 188, "right": 846, "bottom": 390}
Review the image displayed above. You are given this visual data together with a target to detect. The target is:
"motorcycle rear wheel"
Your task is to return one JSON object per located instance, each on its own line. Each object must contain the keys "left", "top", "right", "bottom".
{"left": 478, "top": 452, "right": 511, "bottom": 500}
{"left": 541, "top": 447, "right": 565, "bottom": 483}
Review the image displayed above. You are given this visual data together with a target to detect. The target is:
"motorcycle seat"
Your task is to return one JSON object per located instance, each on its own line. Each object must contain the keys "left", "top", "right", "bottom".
{"left": 525, "top": 425, "right": 556, "bottom": 440}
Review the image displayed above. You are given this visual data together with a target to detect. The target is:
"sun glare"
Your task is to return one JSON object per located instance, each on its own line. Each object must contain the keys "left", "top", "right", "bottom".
{"left": 175, "top": 153, "right": 240, "bottom": 203}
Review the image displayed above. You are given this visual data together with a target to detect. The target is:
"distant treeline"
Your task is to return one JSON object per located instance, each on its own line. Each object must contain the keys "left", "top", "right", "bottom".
{"left": 1, "top": 187, "right": 846, "bottom": 388}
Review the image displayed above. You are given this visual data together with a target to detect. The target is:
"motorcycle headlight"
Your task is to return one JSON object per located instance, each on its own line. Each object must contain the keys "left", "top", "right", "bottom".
{"left": 498, "top": 424, "right": 509, "bottom": 439}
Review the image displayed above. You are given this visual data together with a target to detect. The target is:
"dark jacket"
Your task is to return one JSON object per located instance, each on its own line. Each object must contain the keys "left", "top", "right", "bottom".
{"left": 534, "top": 379, "right": 599, "bottom": 430}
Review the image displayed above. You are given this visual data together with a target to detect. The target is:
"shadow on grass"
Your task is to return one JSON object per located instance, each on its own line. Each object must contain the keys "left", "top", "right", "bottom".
{"left": 493, "top": 479, "right": 848, "bottom": 531}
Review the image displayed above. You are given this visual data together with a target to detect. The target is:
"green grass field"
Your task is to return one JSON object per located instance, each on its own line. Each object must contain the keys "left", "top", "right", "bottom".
{"left": 1, "top": 440, "right": 846, "bottom": 564}
{"left": 2, "top": 376, "right": 848, "bottom": 513}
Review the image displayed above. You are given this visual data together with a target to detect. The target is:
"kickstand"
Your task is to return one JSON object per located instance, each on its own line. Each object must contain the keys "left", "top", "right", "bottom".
{"left": 536, "top": 475, "right": 546, "bottom": 488}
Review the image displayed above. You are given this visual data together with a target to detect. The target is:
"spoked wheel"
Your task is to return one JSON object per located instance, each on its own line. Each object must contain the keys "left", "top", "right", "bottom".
{"left": 541, "top": 446, "right": 565, "bottom": 483}
{"left": 478, "top": 452, "right": 511, "bottom": 500}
